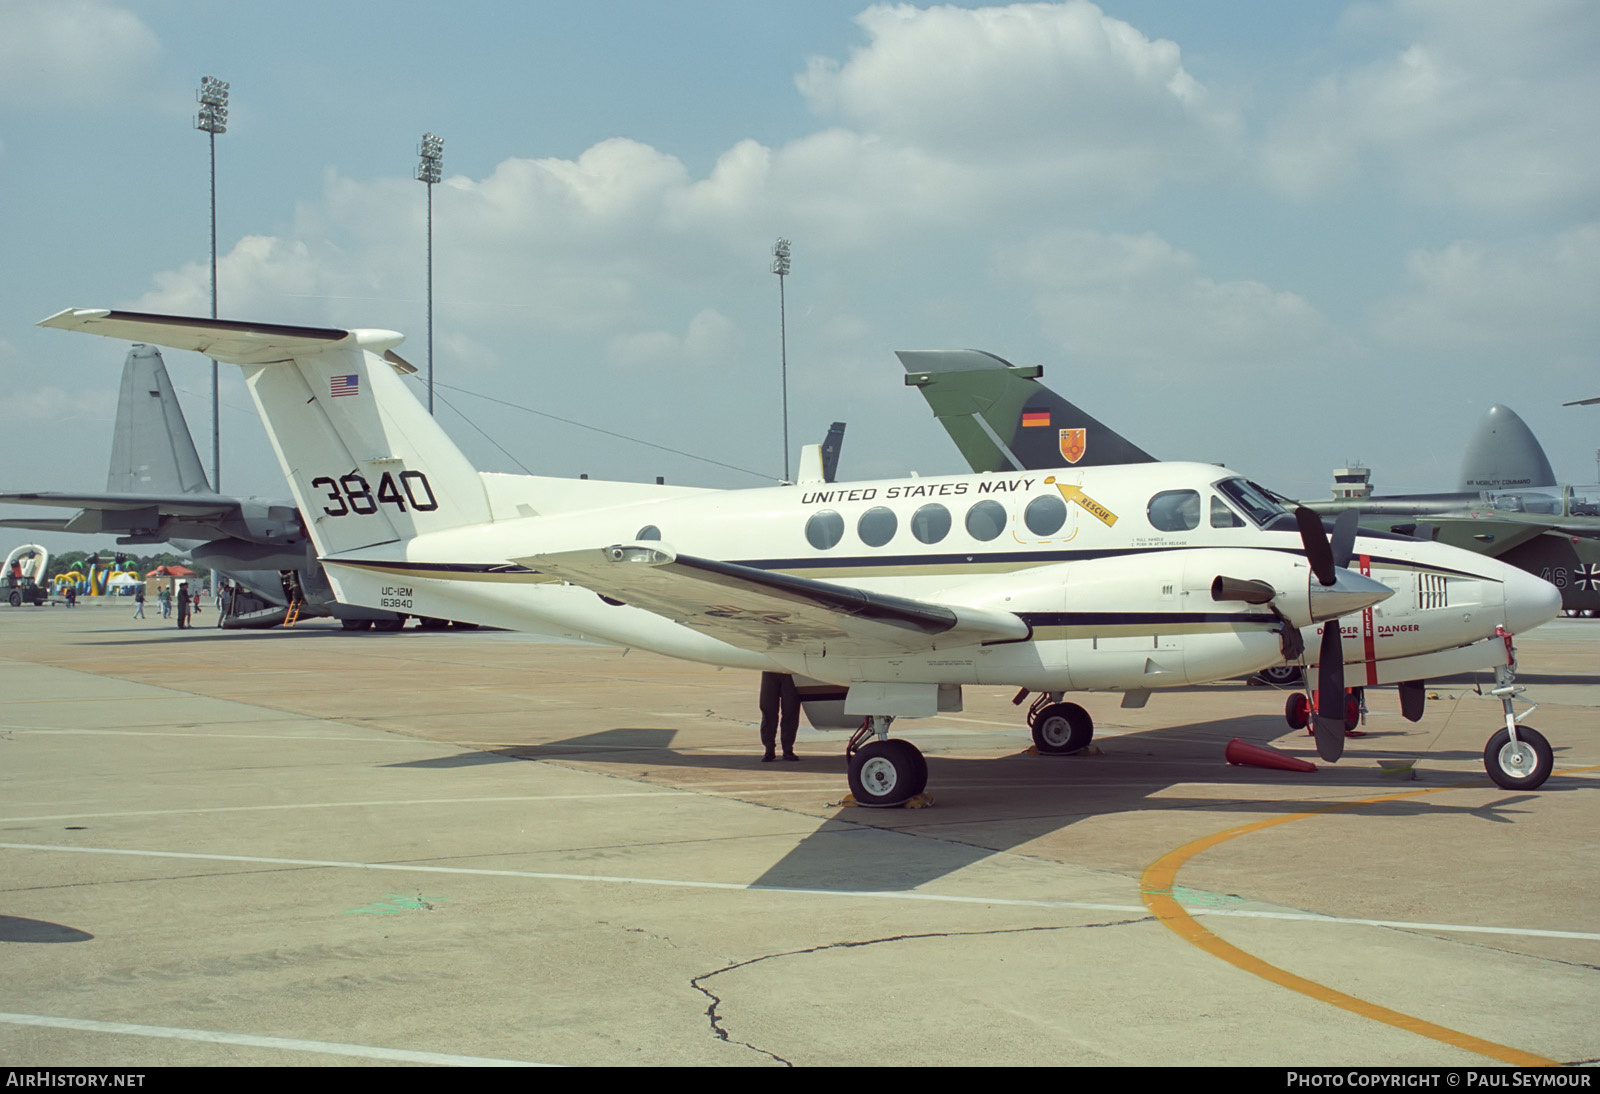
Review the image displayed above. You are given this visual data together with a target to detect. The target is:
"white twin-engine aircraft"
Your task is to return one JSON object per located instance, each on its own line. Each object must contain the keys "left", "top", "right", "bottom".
{"left": 40, "top": 310, "right": 1564, "bottom": 803}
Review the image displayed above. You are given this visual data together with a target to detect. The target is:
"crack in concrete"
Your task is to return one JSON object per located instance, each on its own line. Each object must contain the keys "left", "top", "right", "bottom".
{"left": 690, "top": 915, "right": 1149, "bottom": 1066}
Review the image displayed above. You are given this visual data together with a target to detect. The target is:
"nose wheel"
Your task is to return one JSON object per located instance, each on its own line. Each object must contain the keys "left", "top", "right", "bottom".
{"left": 1484, "top": 726, "right": 1553, "bottom": 791}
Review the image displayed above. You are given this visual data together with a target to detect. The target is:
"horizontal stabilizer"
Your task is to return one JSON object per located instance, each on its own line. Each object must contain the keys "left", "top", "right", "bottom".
{"left": 38, "top": 310, "right": 365, "bottom": 365}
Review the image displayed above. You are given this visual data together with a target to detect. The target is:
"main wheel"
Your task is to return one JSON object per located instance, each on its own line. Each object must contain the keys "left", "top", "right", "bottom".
{"left": 450, "top": 621, "right": 481, "bottom": 630}
{"left": 1484, "top": 726, "right": 1553, "bottom": 791}
{"left": 340, "top": 618, "right": 373, "bottom": 631}
{"left": 1285, "top": 692, "right": 1310, "bottom": 730}
{"left": 370, "top": 618, "right": 405, "bottom": 632}
{"left": 1257, "top": 664, "right": 1303, "bottom": 686}
{"left": 416, "top": 616, "right": 450, "bottom": 630}
{"left": 1031, "top": 702, "right": 1093, "bottom": 754}
{"left": 848, "top": 739, "right": 926, "bottom": 806}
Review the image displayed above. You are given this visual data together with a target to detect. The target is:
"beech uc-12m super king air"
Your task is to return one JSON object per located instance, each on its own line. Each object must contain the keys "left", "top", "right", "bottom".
{"left": 39, "top": 309, "right": 1564, "bottom": 803}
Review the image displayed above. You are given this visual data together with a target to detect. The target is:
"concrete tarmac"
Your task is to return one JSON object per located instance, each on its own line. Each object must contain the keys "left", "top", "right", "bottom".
{"left": 1, "top": 601, "right": 1596, "bottom": 1067}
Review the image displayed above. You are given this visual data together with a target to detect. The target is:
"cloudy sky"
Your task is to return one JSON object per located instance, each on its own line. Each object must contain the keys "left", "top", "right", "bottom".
{"left": 2, "top": 0, "right": 1596, "bottom": 553}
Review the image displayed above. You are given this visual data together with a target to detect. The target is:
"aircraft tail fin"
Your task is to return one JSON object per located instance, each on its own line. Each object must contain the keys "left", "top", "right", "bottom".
{"left": 1458, "top": 404, "right": 1557, "bottom": 491}
{"left": 899, "top": 349, "right": 1157, "bottom": 472}
{"left": 41, "top": 309, "right": 492, "bottom": 557}
{"left": 107, "top": 344, "right": 213, "bottom": 496}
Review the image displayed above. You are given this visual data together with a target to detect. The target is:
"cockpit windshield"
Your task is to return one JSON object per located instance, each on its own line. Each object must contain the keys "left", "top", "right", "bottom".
{"left": 1214, "top": 477, "right": 1289, "bottom": 528}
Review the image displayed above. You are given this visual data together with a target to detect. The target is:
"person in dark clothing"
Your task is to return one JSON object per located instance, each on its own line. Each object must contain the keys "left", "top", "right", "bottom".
{"left": 176, "top": 583, "right": 191, "bottom": 629}
{"left": 758, "top": 671, "right": 801, "bottom": 762}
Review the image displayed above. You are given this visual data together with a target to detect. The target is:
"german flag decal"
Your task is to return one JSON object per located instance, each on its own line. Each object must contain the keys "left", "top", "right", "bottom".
{"left": 1021, "top": 409, "right": 1051, "bottom": 428}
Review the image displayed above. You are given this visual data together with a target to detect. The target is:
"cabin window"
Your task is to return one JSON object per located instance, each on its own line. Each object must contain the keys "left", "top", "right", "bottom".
{"left": 911, "top": 503, "right": 951, "bottom": 544}
{"left": 1148, "top": 490, "right": 1201, "bottom": 532}
{"left": 1209, "top": 498, "right": 1243, "bottom": 528}
{"left": 857, "top": 506, "right": 898, "bottom": 548}
{"left": 1024, "top": 493, "right": 1068, "bottom": 536}
{"left": 635, "top": 525, "right": 661, "bottom": 540}
{"left": 965, "top": 499, "right": 1007, "bottom": 542}
{"left": 806, "top": 510, "right": 844, "bottom": 550}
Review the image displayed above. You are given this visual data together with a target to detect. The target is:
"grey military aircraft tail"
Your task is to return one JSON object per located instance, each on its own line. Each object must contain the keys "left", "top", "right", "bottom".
{"left": 0, "top": 345, "right": 416, "bottom": 628}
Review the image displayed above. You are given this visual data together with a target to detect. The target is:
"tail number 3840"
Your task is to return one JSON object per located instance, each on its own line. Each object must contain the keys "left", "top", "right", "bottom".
{"left": 311, "top": 471, "right": 439, "bottom": 516}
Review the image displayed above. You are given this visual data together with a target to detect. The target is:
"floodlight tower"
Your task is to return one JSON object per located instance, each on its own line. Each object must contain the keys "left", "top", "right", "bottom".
{"left": 416, "top": 133, "right": 444, "bottom": 415}
{"left": 195, "top": 75, "right": 228, "bottom": 490}
{"left": 772, "top": 237, "right": 792, "bottom": 482}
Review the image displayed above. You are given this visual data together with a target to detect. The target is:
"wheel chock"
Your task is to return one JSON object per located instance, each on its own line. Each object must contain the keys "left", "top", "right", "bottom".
{"left": 1224, "top": 738, "right": 1317, "bottom": 772}
{"left": 1377, "top": 759, "right": 1418, "bottom": 780}
{"left": 836, "top": 792, "right": 936, "bottom": 809}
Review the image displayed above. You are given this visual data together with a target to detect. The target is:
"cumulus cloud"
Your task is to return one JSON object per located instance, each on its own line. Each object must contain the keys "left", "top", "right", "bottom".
{"left": 799, "top": 2, "right": 1240, "bottom": 189}
{"left": 0, "top": 0, "right": 163, "bottom": 108}
{"left": 605, "top": 308, "right": 744, "bottom": 370}
{"left": 1261, "top": 0, "right": 1600, "bottom": 212}
{"left": 1372, "top": 221, "right": 1600, "bottom": 353}
{"left": 1000, "top": 229, "right": 1333, "bottom": 377}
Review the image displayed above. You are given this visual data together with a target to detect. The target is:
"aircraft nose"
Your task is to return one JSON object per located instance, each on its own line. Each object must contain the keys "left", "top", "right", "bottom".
{"left": 1500, "top": 564, "right": 1562, "bottom": 634}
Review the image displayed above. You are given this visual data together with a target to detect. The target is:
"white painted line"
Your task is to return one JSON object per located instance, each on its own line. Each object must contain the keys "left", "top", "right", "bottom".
{"left": 0, "top": 1012, "right": 552, "bottom": 1066}
{"left": 5, "top": 841, "right": 1598, "bottom": 941}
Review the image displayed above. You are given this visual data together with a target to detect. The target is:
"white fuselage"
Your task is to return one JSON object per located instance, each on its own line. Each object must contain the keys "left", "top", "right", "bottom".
{"left": 319, "top": 462, "right": 1558, "bottom": 698}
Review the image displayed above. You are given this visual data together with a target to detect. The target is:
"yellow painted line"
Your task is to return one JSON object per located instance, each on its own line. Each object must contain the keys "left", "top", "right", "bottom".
{"left": 1139, "top": 775, "right": 1598, "bottom": 1067}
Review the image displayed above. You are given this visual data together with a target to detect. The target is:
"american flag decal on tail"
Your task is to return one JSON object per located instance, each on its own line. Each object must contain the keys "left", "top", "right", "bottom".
{"left": 330, "top": 374, "right": 359, "bottom": 398}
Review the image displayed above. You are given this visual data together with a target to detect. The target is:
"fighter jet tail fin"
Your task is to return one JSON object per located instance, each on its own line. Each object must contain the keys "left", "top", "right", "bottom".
{"left": 899, "top": 349, "right": 1157, "bottom": 473}
{"left": 40, "top": 309, "right": 492, "bottom": 558}
{"left": 108, "top": 344, "right": 212, "bottom": 496}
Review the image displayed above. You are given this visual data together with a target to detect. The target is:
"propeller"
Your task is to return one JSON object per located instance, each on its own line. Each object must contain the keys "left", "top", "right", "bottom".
{"left": 1296, "top": 507, "right": 1362, "bottom": 763}
{"left": 1212, "top": 506, "right": 1384, "bottom": 763}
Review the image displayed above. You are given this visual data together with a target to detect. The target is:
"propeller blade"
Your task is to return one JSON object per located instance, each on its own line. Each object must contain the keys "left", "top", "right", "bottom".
{"left": 1295, "top": 507, "right": 1336, "bottom": 586}
{"left": 1329, "top": 509, "right": 1359, "bottom": 571}
{"left": 1313, "top": 622, "right": 1345, "bottom": 762}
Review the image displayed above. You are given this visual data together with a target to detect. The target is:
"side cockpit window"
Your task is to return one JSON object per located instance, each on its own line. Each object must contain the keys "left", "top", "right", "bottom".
{"left": 1209, "top": 497, "right": 1243, "bottom": 528}
{"left": 1148, "top": 490, "right": 1201, "bottom": 532}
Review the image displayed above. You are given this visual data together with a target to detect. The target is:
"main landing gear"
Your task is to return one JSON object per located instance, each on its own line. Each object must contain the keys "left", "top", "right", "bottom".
{"left": 1021, "top": 691, "right": 1095, "bottom": 754}
{"left": 846, "top": 717, "right": 928, "bottom": 807}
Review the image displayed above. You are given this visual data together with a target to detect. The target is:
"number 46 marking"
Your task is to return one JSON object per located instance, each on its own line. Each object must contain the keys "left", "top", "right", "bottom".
{"left": 311, "top": 470, "right": 439, "bottom": 517}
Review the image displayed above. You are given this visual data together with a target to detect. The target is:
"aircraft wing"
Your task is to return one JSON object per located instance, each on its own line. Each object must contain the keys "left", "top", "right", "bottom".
{"left": 515, "top": 543, "right": 1029, "bottom": 656}
{"left": 0, "top": 491, "right": 243, "bottom": 519}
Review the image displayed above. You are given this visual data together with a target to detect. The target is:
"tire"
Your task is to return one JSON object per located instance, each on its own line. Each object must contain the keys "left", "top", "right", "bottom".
{"left": 1483, "top": 726, "right": 1553, "bottom": 791}
{"left": 450, "top": 621, "right": 481, "bottom": 630}
{"left": 1031, "top": 702, "right": 1093, "bottom": 754}
{"left": 1285, "top": 692, "right": 1310, "bottom": 730}
{"left": 416, "top": 616, "right": 450, "bottom": 630}
{"left": 370, "top": 618, "right": 405, "bottom": 632}
{"left": 848, "top": 739, "right": 925, "bottom": 806}
{"left": 340, "top": 619, "right": 373, "bottom": 631}
{"left": 1344, "top": 691, "right": 1362, "bottom": 731}
{"left": 7, "top": 591, "right": 20, "bottom": 607}
{"left": 1257, "top": 664, "right": 1303, "bottom": 686}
